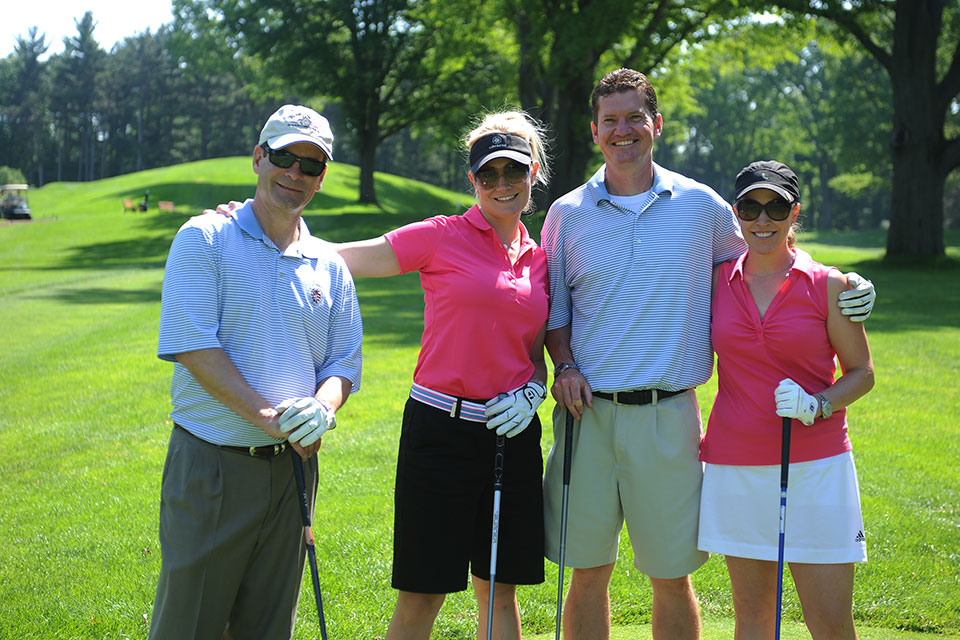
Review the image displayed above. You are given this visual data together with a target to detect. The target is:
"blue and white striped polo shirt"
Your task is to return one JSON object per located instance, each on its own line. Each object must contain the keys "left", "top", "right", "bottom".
{"left": 158, "top": 201, "right": 363, "bottom": 446}
{"left": 541, "top": 163, "right": 746, "bottom": 392}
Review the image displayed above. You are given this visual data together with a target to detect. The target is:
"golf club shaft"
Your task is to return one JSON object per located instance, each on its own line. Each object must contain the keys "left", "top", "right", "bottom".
{"left": 486, "top": 435, "right": 505, "bottom": 640}
{"left": 555, "top": 409, "right": 575, "bottom": 640}
{"left": 775, "top": 416, "right": 792, "bottom": 640}
{"left": 292, "top": 453, "right": 329, "bottom": 640}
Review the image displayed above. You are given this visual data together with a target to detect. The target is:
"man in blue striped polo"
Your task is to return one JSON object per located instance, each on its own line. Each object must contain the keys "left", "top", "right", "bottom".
{"left": 150, "top": 104, "right": 362, "bottom": 640}
{"left": 540, "top": 70, "right": 875, "bottom": 640}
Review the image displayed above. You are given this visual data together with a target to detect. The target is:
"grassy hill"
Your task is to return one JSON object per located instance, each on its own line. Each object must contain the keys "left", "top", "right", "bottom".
{"left": 1, "top": 159, "right": 958, "bottom": 639}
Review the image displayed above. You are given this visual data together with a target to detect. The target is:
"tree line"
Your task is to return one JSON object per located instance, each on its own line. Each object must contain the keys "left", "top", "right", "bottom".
{"left": 1, "top": 0, "right": 957, "bottom": 258}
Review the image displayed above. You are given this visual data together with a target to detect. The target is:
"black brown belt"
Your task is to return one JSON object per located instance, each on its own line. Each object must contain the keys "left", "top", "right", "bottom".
{"left": 175, "top": 423, "right": 288, "bottom": 457}
{"left": 593, "top": 388, "right": 688, "bottom": 406}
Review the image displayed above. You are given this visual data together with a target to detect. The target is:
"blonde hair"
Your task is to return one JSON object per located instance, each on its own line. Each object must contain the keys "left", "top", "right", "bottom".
{"left": 464, "top": 111, "right": 551, "bottom": 188}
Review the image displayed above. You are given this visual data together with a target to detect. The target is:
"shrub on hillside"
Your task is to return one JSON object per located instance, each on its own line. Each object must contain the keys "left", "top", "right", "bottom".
{"left": 0, "top": 166, "right": 27, "bottom": 185}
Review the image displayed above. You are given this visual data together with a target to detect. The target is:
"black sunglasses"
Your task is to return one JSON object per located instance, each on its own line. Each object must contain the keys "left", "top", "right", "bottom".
{"left": 474, "top": 162, "right": 530, "bottom": 190}
{"left": 735, "top": 198, "right": 794, "bottom": 221}
{"left": 261, "top": 144, "right": 327, "bottom": 177}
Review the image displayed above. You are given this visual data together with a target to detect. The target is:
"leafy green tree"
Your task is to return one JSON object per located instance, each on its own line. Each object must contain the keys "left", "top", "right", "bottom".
{"left": 3, "top": 29, "right": 50, "bottom": 186}
{"left": 653, "top": 18, "right": 893, "bottom": 231}
{"left": 169, "top": 1, "right": 281, "bottom": 163}
{"left": 188, "top": 0, "right": 511, "bottom": 205}
{"left": 48, "top": 12, "right": 106, "bottom": 182}
{"left": 0, "top": 166, "right": 28, "bottom": 185}
{"left": 768, "top": 0, "right": 960, "bottom": 257}
{"left": 774, "top": 38, "right": 892, "bottom": 230}
{"left": 99, "top": 29, "right": 178, "bottom": 175}
{"left": 653, "top": 21, "right": 796, "bottom": 200}
{"left": 503, "top": 0, "right": 752, "bottom": 207}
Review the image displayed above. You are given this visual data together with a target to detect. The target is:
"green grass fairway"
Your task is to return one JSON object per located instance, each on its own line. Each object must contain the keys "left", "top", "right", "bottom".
{"left": 526, "top": 620, "right": 960, "bottom": 640}
{"left": 1, "top": 158, "right": 958, "bottom": 639}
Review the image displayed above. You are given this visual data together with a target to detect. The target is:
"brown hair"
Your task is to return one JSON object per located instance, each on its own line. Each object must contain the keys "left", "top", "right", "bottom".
{"left": 591, "top": 68, "right": 658, "bottom": 123}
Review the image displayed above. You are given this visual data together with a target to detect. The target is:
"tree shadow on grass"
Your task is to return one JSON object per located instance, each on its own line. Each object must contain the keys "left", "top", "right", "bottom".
{"left": 844, "top": 258, "right": 960, "bottom": 333}
{"left": 354, "top": 273, "right": 424, "bottom": 347}
{"left": 43, "top": 236, "right": 174, "bottom": 272}
{"left": 23, "top": 236, "right": 427, "bottom": 346}
{"left": 34, "top": 287, "right": 162, "bottom": 305}
{"left": 303, "top": 211, "right": 426, "bottom": 242}
{"left": 111, "top": 182, "right": 364, "bottom": 223}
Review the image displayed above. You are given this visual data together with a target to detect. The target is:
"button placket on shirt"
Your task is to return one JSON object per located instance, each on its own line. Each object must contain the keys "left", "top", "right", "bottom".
{"left": 496, "top": 231, "right": 521, "bottom": 299}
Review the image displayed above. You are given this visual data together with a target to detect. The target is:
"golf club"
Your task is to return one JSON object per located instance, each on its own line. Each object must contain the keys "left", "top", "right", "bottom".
{"left": 292, "top": 453, "right": 329, "bottom": 640}
{"left": 775, "top": 416, "right": 792, "bottom": 640}
{"left": 485, "top": 431, "right": 506, "bottom": 640}
{"left": 555, "top": 409, "right": 575, "bottom": 640}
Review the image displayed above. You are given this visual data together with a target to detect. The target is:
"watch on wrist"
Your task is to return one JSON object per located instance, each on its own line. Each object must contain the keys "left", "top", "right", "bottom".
{"left": 553, "top": 362, "right": 578, "bottom": 378}
{"left": 814, "top": 393, "right": 833, "bottom": 419}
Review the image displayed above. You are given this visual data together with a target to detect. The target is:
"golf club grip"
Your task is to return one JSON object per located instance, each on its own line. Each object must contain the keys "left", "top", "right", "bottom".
{"left": 291, "top": 454, "right": 312, "bottom": 527}
{"left": 562, "top": 410, "right": 574, "bottom": 484}
{"left": 780, "top": 417, "right": 792, "bottom": 487}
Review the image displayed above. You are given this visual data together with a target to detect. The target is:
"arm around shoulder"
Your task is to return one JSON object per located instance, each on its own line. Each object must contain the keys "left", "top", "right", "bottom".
{"left": 334, "top": 236, "right": 401, "bottom": 277}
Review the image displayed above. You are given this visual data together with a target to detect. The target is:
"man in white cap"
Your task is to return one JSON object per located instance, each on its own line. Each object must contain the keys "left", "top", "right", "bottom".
{"left": 149, "top": 104, "right": 363, "bottom": 640}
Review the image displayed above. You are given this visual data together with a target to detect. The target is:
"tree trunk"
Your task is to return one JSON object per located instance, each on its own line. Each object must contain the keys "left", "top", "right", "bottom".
{"left": 358, "top": 127, "right": 379, "bottom": 205}
{"left": 545, "top": 72, "right": 596, "bottom": 210}
{"left": 57, "top": 127, "right": 63, "bottom": 183}
{"left": 817, "top": 160, "right": 834, "bottom": 230}
{"left": 137, "top": 104, "right": 144, "bottom": 172}
{"left": 886, "top": 127, "right": 945, "bottom": 256}
{"left": 884, "top": 0, "right": 946, "bottom": 257}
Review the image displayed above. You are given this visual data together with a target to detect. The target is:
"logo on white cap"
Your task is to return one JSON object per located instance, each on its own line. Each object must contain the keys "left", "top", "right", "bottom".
{"left": 259, "top": 104, "right": 334, "bottom": 161}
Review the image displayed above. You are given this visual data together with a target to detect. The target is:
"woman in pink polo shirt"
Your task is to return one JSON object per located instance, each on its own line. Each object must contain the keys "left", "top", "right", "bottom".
{"left": 337, "top": 112, "right": 550, "bottom": 640}
{"left": 698, "top": 161, "right": 875, "bottom": 640}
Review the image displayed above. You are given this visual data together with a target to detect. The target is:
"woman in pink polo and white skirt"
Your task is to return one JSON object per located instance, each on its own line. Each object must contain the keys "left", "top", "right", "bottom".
{"left": 698, "top": 160, "right": 875, "bottom": 640}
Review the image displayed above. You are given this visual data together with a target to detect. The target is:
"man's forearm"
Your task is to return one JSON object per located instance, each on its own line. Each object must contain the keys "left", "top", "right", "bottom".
{"left": 546, "top": 325, "right": 575, "bottom": 368}
{"left": 315, "top": 376, "right": 352, "bottom": 413}
{"left": 175, "top": 348, "right": 280, "bottom": 435}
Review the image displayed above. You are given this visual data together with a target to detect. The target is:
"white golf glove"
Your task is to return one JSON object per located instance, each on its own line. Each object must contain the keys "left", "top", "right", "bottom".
{"left": 774, "top": 378, "right": 818, "bottom": 427}
{"left": 484, "top": 381, "right": 547, "bottom": 438}
{"left": 276, "top": 397, "right": 336, "bottom": 446}
{"left": 838, "top": 272, "right": 876, "bottom": 322}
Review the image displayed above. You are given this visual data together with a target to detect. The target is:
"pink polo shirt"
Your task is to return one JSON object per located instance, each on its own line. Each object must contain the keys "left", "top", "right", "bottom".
{"left": 701, "top": 248, "right": 851, "bottom": 465}
{"left": 385, "top": 205, "right": 549, "bottom": 399}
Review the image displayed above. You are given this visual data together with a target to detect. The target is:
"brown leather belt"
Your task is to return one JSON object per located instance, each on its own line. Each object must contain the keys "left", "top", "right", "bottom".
{"left": 175, "top": 423, "right": 288, "bottom": 457}
{"left": 593, "top": 388, "right": 687, "bottom": 406}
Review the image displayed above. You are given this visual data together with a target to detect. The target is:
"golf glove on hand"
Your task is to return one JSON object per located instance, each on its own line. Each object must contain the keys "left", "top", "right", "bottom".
{"left": 774, "top": 378, "right": 818, "bottom": 426}
{"left": 837, "top": 272, "right": 876, "bottom": 322}
{"left": 276, "top": 397, "right": 336, "bottom": 446}
{"left": 484, "top": 381, "right": 547, "bottom": 438}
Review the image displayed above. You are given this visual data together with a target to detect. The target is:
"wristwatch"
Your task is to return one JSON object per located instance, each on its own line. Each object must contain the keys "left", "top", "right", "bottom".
{"left": 553, "top": 362, "right": 578, "bottom": 378}
{"left": 814, "top": 393, "right": 833, "bottom": 419}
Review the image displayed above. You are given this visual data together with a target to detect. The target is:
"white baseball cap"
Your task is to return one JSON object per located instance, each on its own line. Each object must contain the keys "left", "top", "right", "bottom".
{"left": 258, "top": 104, "right": 334, "bottom": 161}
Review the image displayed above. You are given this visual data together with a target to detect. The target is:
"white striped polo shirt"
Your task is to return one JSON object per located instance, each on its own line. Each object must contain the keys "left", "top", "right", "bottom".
{"left": 541, "top": 163, "right": 746, "bottom": 392}
{"left": 158, "top": 201, "right": 363, "bottom": 446}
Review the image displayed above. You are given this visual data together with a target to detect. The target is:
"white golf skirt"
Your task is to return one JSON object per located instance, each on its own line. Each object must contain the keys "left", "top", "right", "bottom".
{"left": 698, "top": 451, "right": 867, "bottom": 564}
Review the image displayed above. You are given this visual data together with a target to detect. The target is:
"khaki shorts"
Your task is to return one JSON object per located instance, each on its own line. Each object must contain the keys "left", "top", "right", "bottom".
{"left": 543, "top": 391, "right": 708, "bottom": 579}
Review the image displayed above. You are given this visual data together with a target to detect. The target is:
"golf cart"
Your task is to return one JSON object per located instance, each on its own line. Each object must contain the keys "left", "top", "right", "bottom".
{"left": 0, "top": 184, "right": 31, "bottom": 220}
